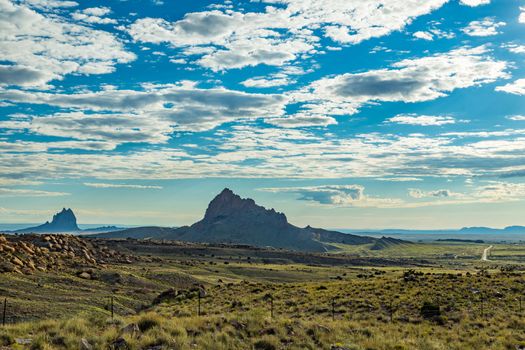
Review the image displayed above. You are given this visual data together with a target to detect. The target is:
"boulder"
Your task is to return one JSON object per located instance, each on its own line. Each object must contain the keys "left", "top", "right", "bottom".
{"left": 99, "top": 272, "right": 122, "bottom": 284}
{"left": 111, "top": 337, "right": 130, "bottom": 350}
{"left": 26, "top": 260, "right": 36, "bottom": 270}
{"left": 2, "top": 244, "right": 15, "bottom": 254}
{"left": 120, "top": 323, "right": 140, "bottom": 337}
{"left": 78, "top": 272, "right": 91, "bottom": 280}
{"left": 152, "top": 288, "right": 177, "bottom": 305}
{"left": 0, "top": 262, "right": 15, "bottom": 273}
{"left": 11, "top": 257, "right": 24, "bottom": 267}
{"left": 19, "top": 242, "right": 35, "bottom": 255}
{"left": 80, "top": 338, "right": 93, "bottom": 350}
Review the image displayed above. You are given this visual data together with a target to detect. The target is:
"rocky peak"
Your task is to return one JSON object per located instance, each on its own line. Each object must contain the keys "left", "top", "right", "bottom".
{"left": 203, "top": 188, "right": 287, "bottom": 224}
{"left": 16, "top": 208, "right": 79, "bottom": 233}
{"left": 47, "top": 208, "right": 79, "bottom": 231}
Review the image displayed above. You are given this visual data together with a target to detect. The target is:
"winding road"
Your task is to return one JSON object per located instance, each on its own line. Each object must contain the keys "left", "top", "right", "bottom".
{"left": 481, "top": 245, "right": 493, "bottom": 261}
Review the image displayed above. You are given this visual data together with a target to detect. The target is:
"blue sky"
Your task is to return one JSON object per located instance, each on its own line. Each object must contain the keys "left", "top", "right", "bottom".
{"left": 1, "top": 0, "right": 525, "bottom": 229}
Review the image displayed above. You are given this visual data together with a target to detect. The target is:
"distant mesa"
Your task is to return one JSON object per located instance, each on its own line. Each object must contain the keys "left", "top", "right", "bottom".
{"left": 94, "top": 188, "right": 406, "bottom": 252}
{"left": 17, "top": 208, "right": 80, "bottom": 233}
{"left": 459, "top": 226, "right": 525, "bottom": 234}
{"left": 15, "top": 209, "right": 122, "bottom": 234}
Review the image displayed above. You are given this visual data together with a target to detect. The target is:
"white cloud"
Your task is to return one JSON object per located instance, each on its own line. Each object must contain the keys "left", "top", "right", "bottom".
{"left": 0, "top": 0, "right": 135, "bottom": 87}
{"left": 72, "top": 6, "right": 117, "bottom": 24}
{"left": 2, "top": 123, "right": 525, "bottom": 183}
{"left": 291, "top": 46, "right": 508, "bottom": 118}
{"left": 408, "top": 188, "right": 460, "bottom": 198}
{"left": 443, "top": 129, "right": 525, "bottom": 138}
{"left": 504, "top": 43, "right": 525, "bottom": 54}
{"left": 83, "top": 182, "right": 162, "bottom": 189}
{"left": 126, "top": 0, "right": 448, "bottom": 71}
{"left": 387, "top": 114, "right": 457, "bottom": 126}
{"left": 0, "top": 111, "right": 174, "bottom": 145}
{"left": 0, "top": 64, "right": 52, "bottom": 86}
{"left": 405, "top": 182, "right": 525, "bottom": 206}
{"left": 169, "top": 58, "right": 187, "bottom": 64}
{"left": 0, "top": 84, "right": 287, "bottom": 132}
{"left": 261, "top": 185, "right": 403, "bottom": 208}
{"left": 82, "top": 7, "right": 111, "bottom": 16}
{"left": 128, "top": 11, "right": 243, "bottom": 46}
{"left": 377, "top": 177, "right": 423, "bottom": 182}
{"left": 240, "top": 65, "right": 310, "bottom": 88}
{"left": 507, "top": 115, "right": 525, "bottom": 121}
{"left": 428, "top": 28, "right": 456, "bottom": 39}
{"left": 496, "top": 79, "right": 525, "bottom": 95}
{"left": 265, "top": 113, "right": 337, "bottom": 128}
{"left": 520, "top": 7, "right": 525, "bottom": 24}
{"left": 0, "top": 179, "right": 42, "bottom": 186}
{"left": 22, "top": 0, "right": 78, "bottom": 9}
{"left": 412, "top": 26, "right": 455, "bottom": 41}
{"left": 241, "top": 77, "right": 295, "bottom": 88}
{"left": 413, "top": 31, "right": 434, "bottom": 41}
{"left": 459, "top": 0, "right": 490, "bottom": 6}
{"left": 262, "top": 181, "right": 525, "bottom": 209}
{"left": 0, "top": 139, "right": 117, "bottom": 152}
{"left": 474, "top": 181, "right": 525, "bottom": 201}
{"left": 462, "top": 17, "right": 505, "bottom": 37}
{"left": 319, "top": 0, "right": 447, "bottom": 44}
{"left": 0, "top": 188, "right": 69, "bottom": 197}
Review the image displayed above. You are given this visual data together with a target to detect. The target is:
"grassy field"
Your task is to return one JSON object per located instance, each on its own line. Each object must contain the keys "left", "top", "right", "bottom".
{"left": 332, "top": 241, "right": 488, "bottom": 258}
{"left": 1, "top": 239, "right": 525, "bottom": 349}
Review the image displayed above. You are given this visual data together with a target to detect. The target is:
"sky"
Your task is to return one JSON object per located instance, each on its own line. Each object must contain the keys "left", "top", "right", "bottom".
{"left": 0, "top": 0, "right": 525, "bottom": 229}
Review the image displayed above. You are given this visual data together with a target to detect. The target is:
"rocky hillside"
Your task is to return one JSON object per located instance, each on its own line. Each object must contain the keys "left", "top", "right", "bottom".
{"left": 97, "top": 188, "right": 407, "bottom": 252}
{"left": 0, "top": 234, "right": 137, "bottom": 275}
{"left": 370, "top": 236, "right": 412, "bottom": 250}
{"left": 305, "top": 226, "right": 376, "bottom": 245}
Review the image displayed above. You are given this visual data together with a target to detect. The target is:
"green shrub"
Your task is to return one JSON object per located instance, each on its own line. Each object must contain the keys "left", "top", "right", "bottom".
{"left": 420, "top": 302, "right": 440, "bottom": 319}
{"left": 138, "top": 314, "right": 161, "bottom": 332}
{"left": 253, "top": 339, "right": 276, "bottom": 350}
{"left": 0, "top": 333, "right": 14, "bottom": 346}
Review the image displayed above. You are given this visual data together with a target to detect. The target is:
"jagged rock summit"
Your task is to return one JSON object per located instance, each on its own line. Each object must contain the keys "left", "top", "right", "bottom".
{"left": 98, "top": 188, "right": 401, "bottom": 252}
{"left": 203, "top": 188, "right": 287, "bottom": 226}
{"left": 18, "top": 208, "right": 80, "bottom": 233}
{"left": 170, "top": 188, "right": 327, "bottom": 251}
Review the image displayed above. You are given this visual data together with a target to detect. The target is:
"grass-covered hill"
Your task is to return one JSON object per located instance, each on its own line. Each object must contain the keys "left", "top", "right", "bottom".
{"left": 0, "top": 235, "right": 525, "bottom": 349}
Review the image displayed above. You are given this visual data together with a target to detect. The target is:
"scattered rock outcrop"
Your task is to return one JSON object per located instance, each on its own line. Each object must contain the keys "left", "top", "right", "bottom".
{"left": 152, "top": 284, "right": 207, "bottom": 305}
{"left": 0, "top": 234, "right": 137, "bottom": 275}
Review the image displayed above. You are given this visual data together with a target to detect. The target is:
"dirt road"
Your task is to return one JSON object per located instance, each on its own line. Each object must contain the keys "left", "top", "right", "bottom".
{"left": 481, "top": 245, "right": 493, "bottom": 261}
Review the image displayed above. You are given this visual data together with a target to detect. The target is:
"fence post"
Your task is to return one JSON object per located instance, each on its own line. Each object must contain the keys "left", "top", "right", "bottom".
{"left": 480, "top": 296, "right": 484, "bottom": 318}
{"left": 111, "top": 296, "right": 114, "bottom": 320}
{"left": 2, "top": 298, "right": 6, "bottom": 326}
{"left": 270, "top": 296, "right": 274, "bottom": 319}
{"left": 331, "top": 298, "right": 335, "bottom": 321}
{"left": 198, "top": 292, "right": 201, "bottom": 316}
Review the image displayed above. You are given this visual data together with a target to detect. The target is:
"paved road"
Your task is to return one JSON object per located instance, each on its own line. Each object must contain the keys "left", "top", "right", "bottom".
{"left": 481, "top": 245, "right": 493, "bottom": 261}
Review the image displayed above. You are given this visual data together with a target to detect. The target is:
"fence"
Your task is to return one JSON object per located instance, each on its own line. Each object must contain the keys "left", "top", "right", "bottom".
{"left": 1, "top": 278, "right": 523, "bottom": 326}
